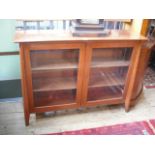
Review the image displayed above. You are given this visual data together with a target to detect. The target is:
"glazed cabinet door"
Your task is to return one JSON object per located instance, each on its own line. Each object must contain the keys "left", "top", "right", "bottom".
{"left": 25, "top": 43, "right": 85, "bottom": 112}
{"left": 83, "top": 42, "right": 135, "bottom": 106}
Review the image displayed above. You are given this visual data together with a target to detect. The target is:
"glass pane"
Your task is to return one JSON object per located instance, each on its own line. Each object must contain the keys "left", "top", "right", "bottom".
{"left": 30, "top": 49, "right": 79, "bottom": 107}
{"left": 87, "top": 48, "right": 133, "bottom": 101}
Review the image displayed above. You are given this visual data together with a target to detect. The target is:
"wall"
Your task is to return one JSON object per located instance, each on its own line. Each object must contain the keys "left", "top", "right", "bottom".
{"left": 0, "top": 19, "right": 20, "bottom": 80}
{"left": 0, "top": 20, "right": 21, "bottom": 98}
{"left": 131, "top": 19, "right": 143, "bottom": 35}
{"left": 0, "top": 19, "right": 146, "bottom": 99}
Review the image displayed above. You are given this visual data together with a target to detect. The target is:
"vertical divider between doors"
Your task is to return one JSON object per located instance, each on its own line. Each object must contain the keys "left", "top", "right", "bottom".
{"left": 76, "top": 43, "right": 87, "bottom": 106}
{"left": 80, "top": 42, "right": 93, "bottom": 105}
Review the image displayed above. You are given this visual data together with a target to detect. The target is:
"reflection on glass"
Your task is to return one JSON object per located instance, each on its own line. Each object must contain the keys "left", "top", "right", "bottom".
{"left": 87, "top": 48, "right": 132, "bottom": 101}
{"left": 30, "top": 49, "right": 79, "bottom": 107}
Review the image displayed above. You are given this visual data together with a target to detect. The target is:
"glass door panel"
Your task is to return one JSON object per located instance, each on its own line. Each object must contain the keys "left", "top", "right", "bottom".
{"left": 87, "top": 47, "right": 133, "bottom": 101}
{"left": 30, "top": 49, "right": 79, "bottom": 107}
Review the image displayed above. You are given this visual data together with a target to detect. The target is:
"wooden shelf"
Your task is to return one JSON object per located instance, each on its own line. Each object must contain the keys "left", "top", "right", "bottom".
{"left": 32, "top": 59, "right": 129, "bottom": 71}
{"left": 32, "top": 60, "right": 78, "bottom": 71}
{"left": 33, "top": 72, "right": 125, "bottom": 93}
{"left": 92, "top": 59, "right": 130, "bottom": 68}
{"left": 89, "top": 73, "right": 125, "bottom": 88}
{"left": 33, "top": 77, "right": 76, "bottom": 92}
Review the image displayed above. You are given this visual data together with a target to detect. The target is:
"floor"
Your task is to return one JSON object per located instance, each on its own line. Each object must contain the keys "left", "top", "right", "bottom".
{"left": 0, "top": 87, "right": 155, "bottom": 135}
{"left": 144, "top": 67, "right": 155, "bottom": 88}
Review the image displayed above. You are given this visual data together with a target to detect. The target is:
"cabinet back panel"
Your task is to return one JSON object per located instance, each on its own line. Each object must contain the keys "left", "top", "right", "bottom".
{"left": 33, "top": 90, "right": 76, "bottom": 107}
{"left": 92, "top": 48, "right": 132, "bottom": 61}
{"left": 30, "top": 49, "right": 79, "bottom": 68}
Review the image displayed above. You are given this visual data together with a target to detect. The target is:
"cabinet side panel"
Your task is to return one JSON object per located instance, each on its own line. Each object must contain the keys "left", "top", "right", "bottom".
{"left": 19, "top": 44, "right": 30, "bottom": 126}
{"left": 76, "top": 44, "right": 86, "bottom": 105}
{"left": 125, "top": 43, "right": 143, "bottom": 111}
{"left": 131, "top": 47, "right": 151, "bottom": 100}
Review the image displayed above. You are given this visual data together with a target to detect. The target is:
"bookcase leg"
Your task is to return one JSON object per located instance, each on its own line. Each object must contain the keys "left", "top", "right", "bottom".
{"left": 24, "top": 111, "right": 30, "bottom": 126}
{"left": 23, "top": 94, "right": 30, "bottom": 126}
{"left": 125, "top": 99, "right": 131, "bottom": 112}
{"left": 125, "top": 101, "right": 130, "bottom": 112}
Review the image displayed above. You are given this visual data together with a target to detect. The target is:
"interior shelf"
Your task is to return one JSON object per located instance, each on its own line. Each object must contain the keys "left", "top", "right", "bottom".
{"left": 31, "top": 59, "right": 129, "bottom": 71}
{"left": 32, "top": 60, "right": 78, "bottom": 71}
{"left": 92, "top": 59, "right": 130, "bottom": 68}
{"left": 33, "top": 77, "right": 77, "bottom": 92}
{"left": 34, "top": 90, "right": 76, "bottom": 107}
{"left": 33, "top": 71, "right": 126, "bottom": 93}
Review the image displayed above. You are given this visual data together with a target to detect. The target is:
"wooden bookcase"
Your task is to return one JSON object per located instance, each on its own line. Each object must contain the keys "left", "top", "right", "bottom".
{"left": 14, "top": 30, "right": 147, "bottom": 125}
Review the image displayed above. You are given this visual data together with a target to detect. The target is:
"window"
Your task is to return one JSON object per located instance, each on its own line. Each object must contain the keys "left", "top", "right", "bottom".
{"left": 16, "top": 19, "right": 130, "bottom": 30}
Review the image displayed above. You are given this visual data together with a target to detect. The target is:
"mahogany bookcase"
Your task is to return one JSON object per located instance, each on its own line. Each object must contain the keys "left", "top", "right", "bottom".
{"left": 14, "top": 30, "right": 147, "bottom": 125}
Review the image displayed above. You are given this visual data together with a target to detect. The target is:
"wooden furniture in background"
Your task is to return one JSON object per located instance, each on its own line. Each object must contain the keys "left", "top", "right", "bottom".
{"left": 14, "top": 30, "right": 147, "bottom": 125}
{"left": 141, "top": 19, "right": 150, "bottom": 36}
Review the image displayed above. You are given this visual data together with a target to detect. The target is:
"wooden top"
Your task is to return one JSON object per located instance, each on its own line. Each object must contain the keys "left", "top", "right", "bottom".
{"left": 14, "top": 30, "right": 147, "bottom": 43}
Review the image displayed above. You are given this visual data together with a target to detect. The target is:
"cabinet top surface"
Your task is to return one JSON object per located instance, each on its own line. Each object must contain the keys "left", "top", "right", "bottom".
{"left": 14, "top": 30, "right": 147, "bottom": 43}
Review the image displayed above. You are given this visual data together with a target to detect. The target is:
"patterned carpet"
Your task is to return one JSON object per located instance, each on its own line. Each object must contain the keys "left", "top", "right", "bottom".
{"left": 48, "top": 67, "right": 155, "bottom": 135}
{"left": 150, "top": 120, "right": 155, "bottom": 129}
{"left": 144, "top": 67, "right": 155, "bottom": 88}
{"left": 50, "top": 120, "right": 155, "bottom": 135}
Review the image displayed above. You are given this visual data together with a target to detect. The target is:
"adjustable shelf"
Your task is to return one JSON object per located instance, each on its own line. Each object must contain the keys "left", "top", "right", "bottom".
{"left": 31, "top": 59, "right": 129, "bottom": 72}
{"left": 32, "top": 60, "right": 78, "bottom": 71}
{"left": 92, "top": 59, "right": 130, "bottom": 68}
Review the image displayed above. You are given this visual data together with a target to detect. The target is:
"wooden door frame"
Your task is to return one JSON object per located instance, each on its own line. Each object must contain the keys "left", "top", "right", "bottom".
{"left": 140, "top": 19, "right": 150, "bottom": 36}
{"left": 24, "top": 42, "right": 86, "bottom": 113}
{"left": 81, "top": 41, "right": 139, "bottom": 107}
